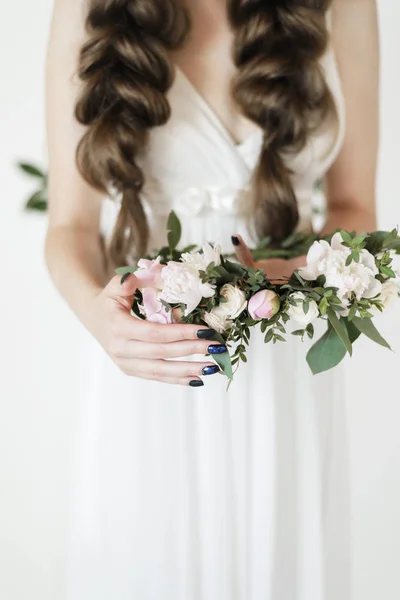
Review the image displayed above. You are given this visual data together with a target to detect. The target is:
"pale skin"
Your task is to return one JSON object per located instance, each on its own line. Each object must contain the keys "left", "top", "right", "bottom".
{"left": 44, "top": 0, "right": 379, "bottom": 386}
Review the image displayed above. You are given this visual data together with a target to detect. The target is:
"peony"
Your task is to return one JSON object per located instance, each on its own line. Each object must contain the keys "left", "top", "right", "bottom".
{"left": 181, "top": 242, "right": 222, "bottom": 271}
{"left": 135, "top": 256, "right": 164, "bottom": 289}
{"left": 370, "top": 280, "right": 399, "bottom": 316}
{"left": 203, "top": 305, "right": 233, "bottom": 334}
{"left": 139, "top": 288, "right": 172, "bottom": 324}
{"left": 248, "top": 289, "right": 280, "bottom": 321}
{"left": 299, "top": 232, "right": 382, "bottom": 310}
{"left": 287, "top": 292, "right": 319, "bottom": 326}
{"left": 160, "top": 261, "right": 216, "bottom": 316}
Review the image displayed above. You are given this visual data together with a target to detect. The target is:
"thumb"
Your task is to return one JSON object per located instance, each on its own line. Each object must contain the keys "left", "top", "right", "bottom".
{"left": 104, "top": 272, "right": 140, "bottom": 311}
{"left": 231, "top": 234, "right": 255, "bottom": 268}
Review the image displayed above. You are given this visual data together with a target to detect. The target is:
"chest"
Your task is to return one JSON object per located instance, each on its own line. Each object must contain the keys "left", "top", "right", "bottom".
{"left": 168, "top": 6, "right": 260, "bottom": 146}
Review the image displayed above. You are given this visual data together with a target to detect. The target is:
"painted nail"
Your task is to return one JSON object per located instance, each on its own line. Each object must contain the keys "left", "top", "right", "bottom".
{"left": 231, "top": 235, "right": 240, "bottom": 246}
{"left": 189, "top": 380, "right": 204, "bottom": 388}
{"left": 208, "top": 344, "right": 227, "bottom": 355}
{"left": 202, "top": 365, "right": 220, "bottom": 376}
{"left": 197, "top": 328, "right": 216, "bottom": 339}
{"left": 120, "top": 272, "right": 132, "bottom": 285}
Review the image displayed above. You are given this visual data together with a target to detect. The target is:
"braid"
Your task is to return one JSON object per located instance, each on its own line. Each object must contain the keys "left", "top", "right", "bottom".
{"left": 74, "top": 0, "right": 190, "bottom": 266}
{"left": 227, "top": 0, "right": 338, "bottom": 243}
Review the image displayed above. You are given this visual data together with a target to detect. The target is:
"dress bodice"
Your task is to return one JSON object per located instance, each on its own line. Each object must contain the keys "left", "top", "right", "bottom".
{"left": 100, "top": 10, "right": 346, "bottom": 254}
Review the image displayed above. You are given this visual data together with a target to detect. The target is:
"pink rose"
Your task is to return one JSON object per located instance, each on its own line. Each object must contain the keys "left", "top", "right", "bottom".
{"left": 248, "top": 290, "right": 280, "bottom": 321}
{"left": 135, "top": 256, "right": 164, "bottom": 289}
{"left": 140, "top": 288, "right": 172, "bottom": 325}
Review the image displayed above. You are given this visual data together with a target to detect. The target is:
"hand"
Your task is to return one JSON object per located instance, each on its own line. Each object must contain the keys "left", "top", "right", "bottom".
{"left": 84, "top": 273, "right": 225, "bottom": 387}
{"left": 231, "top": 234, "right": 307, "bottom": 282}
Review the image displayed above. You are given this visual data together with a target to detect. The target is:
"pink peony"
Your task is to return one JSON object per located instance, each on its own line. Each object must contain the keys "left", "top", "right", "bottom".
{"left": 140, "top": 288, "right": 172, "bottom": 325}
{"left": 248, "top": 290, "right": 280, "bottom": 321}
{"left": 135, "top": 256, "right": 164, "bottom": 290}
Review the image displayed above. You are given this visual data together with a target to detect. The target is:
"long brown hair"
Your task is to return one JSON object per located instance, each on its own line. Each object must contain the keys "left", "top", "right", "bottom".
{"left": 74, "top": 0, "right": 336, "bottom": 266}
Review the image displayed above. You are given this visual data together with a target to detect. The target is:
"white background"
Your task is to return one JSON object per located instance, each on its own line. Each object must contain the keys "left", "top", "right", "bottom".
{"left": 1, "top": 2, "right": 400, "bottom": 599}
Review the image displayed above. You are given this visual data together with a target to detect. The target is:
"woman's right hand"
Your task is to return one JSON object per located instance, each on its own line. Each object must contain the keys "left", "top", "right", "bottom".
{"left": 84, "top": 273, "right": 225, "bottom": 387}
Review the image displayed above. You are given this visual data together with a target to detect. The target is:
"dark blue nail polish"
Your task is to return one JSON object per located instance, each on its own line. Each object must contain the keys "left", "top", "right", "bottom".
{"left": 189, "top": 380, "right": 204, "bottom": 387}
{"left": 197, "top": 329, "right": 216, "bottom": 339}
{"left": 231, "top": 236, "right": 240, "bottom": 246}
{"left": 120, "top": 272, "right": 132, "bottom": 285}
{"left": 202, "top": 365, "right": 220, "bottom": 376}
{"left": 208, "top": 344, "right": 227, "bottom": 355}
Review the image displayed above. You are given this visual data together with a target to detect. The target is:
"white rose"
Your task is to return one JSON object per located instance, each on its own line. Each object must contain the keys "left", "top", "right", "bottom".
{"left": 298, "top": 232, "right": 382, "bottom": 308}
{"left": 219, "top": 284, "right": 247, "bottom": 319}
{"left": 203, "top": 305, "right": 233, "bottom": 334}
{"left": 202, "top": 285, "right": 246, "bottom": 333}
{"left": 370, "top": 280, "right": 399, "bottom": 316}
{"left": 287, "top": 292, "right": 319, "bottom": 326}
{"left": 160, "top": 261, "right": 216, "bottom": 316}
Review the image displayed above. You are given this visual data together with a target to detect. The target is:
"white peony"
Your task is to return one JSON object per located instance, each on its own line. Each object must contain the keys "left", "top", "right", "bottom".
{"left": 181, "top": 242, "right": 222, "bottom": 271}
{"left": 370, "top": 280, "right": 399, "bottom": 316}
{"left": 287, "top": 292, "right": 319, "bottom": 327}
{"left": 203, "top": 305, "right": 233, "bottom": 334}
{"left": 202, "top": 284, "right": 247, "bottom": 333}
{"left": 298, "top": 232, "right": 382, "bottom": 311}
{"left": 160, "top": 261, "right": 216, "bottom": 316}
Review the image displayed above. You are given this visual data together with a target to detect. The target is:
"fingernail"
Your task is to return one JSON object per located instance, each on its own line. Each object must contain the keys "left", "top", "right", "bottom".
{"left": 189, "top": 380, "right": 204, "bottom": 387}
{"left": 231, "top": 236, "right": 240, "bottom": 246}
{"left": 208, "top": 344, "right": 227, "bottom": 355}
{"left": 202, "top": 365, "right": 220, "bottom": 376}
{"left": 197, "top": 329, "right": 216, "bottom": 339}
{"left": 120, "top": 272, "right": 132, "bottom": 285}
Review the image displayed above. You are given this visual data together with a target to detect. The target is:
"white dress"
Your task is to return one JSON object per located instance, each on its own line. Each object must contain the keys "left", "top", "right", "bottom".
{"left": 66, "top": 14, "right": 351, "bottom": 600}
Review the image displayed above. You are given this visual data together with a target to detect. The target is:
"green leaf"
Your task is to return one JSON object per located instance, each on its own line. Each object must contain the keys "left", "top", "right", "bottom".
{"left": 344, "top": 319, "right": 361, "bottom": 344}
{"left": 115, "top": 266, "right": 138, "bottom": 275}
{"left": 327, "top": 308, "right": 352, "bottom": 356}
{"left": 25, "top": 190, "right": 47, "bottom": 212}
{"left": 340, "top": 230, "right": 354, "bottom": 244}
{"left": 306, "top": 323, "right": 315, "bottom": 339}
{"left": 306, "top": 326, "right": 347, "bottom": 374}
{"left": 18, "top": 162, "right": 46, "bottom": 179}
{"left": 167, "top": 210, "right": 181, "bottom": 251}
{"left": 264, "top": 329, "right": 274, "bottom": 343}
{"left": 212, "top": 350, "right": 233, "bottom": 380}
{"left": 208, "top": 331, "right": 226, "bottom": 345}
{"left": 381, "top": 266, "right": 396, "bottom": 278}
{"left": 352, "top": 317, "right": 392, "bottom": 350}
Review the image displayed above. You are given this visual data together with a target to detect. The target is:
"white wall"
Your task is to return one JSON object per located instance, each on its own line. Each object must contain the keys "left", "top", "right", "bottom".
{"left": 0, "top": 2, "right": 400, "bottom": 599}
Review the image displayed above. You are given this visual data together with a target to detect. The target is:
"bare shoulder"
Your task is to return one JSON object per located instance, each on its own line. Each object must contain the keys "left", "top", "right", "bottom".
{"left": 324, "top": 0, "right": 379, "bottom": 219}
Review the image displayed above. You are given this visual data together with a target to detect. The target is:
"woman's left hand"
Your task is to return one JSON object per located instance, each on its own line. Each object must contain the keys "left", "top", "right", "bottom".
{"left": 231, "top": 234, "right": 307, "bottom": 282}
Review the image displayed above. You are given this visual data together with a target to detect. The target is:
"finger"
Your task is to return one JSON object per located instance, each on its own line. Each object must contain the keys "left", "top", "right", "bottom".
{"left": 118, "top": 358, "right": 220, "bottom": 380}
{"left": 105, "top": 272, "right": 140, "bottom": 311}
{"left": 117, "top": 339, "right": 227, "bottom": 360}
{"left": 119, "top": 313, "right": 217, "bottom": 344}
{"left": 119, "top": 372, "right": 205, "bottom": 388}
{"left": 231, "top": 234, "right": 255, "bottom": 267}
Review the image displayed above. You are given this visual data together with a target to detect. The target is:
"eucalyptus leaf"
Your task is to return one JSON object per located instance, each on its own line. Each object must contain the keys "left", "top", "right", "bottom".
{"left": 212, "top": 350, "right": 233, "bottom": 380}
{"left": 327, "top": 309, "right": 352, "bottom": 356}
{"left": 167, "top": 210, "right": 182, "bottom": 251}
{"left": 306, "top": 326, "right": 347, "bottom": 374}
{"left": 25, "top": 190, "right": 47, "bottom": 212}
{"left": 18, "top": 162, "right": 46, "bottom": 179}
{"left": 352, "top": 317, "right": 392, "bottom": 350}
{"left": 115, "top": 266, "right": 138, "bottom": 275}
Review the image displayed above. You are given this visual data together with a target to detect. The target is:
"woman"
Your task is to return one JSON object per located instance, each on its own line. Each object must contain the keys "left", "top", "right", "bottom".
{"left": 45, "top": 0, "right": 379, "bottom": 598}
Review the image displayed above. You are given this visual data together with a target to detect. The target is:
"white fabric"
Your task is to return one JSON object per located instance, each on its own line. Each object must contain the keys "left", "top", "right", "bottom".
{"left": 66, "top": 14, "right": 351, "bottom": 600}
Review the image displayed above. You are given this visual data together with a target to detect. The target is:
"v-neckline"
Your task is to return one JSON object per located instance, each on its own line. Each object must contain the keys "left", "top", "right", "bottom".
{"left": 174, "top": 64, "right": 262, "bottom": 151}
